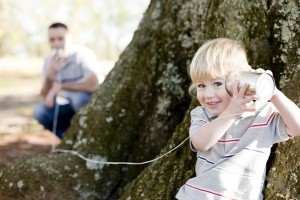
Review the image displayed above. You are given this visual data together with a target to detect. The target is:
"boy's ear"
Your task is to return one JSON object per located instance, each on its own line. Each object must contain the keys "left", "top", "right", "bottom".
{"left": 189, "top": 84, "right": 197, "bottom": 98}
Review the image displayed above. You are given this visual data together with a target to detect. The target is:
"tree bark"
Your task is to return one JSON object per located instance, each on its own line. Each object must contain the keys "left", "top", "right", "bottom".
{"left": 0, "top": 0, "right": 299, "bottom": 199}
{"left": 264, "top": 1, "right": 300, "bottom": 199}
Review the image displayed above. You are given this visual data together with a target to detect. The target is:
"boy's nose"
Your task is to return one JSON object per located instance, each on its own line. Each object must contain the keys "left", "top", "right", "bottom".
{"left": 203, "top": 87, "right": 215, "bottom": 98}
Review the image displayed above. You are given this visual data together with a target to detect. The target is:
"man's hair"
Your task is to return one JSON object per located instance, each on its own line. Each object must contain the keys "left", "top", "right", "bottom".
{"left": 48, "top": 22, "right": 68, "bottom": 30}
{"left": 189, "top": 38, "right": 251, "bottom": 96}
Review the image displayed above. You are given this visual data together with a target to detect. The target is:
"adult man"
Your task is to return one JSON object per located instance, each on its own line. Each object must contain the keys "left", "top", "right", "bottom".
{"left": 33, "top": 22, "right": 99, "bottom": 138}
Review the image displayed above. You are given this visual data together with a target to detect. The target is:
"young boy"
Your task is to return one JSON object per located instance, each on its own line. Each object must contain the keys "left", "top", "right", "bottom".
{"left": 176, "top": 38, "right": 300, "bottom": 199}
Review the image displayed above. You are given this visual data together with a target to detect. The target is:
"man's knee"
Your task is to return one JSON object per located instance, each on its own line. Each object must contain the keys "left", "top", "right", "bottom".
{"left": 33, "top": 103, "right": 46, "bottom": 122}
{"left": 32, "top": 103, "right": 54, "bottom": 126}
{"left": 70, "top": 92, "right": 92, "bottom": 112}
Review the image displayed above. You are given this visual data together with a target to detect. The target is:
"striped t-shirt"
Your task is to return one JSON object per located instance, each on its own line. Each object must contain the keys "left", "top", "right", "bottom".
{"left": 176, "top": 101, "right": 290, "bottom": 200}
{"left": 43, "top": 45, "right": 97, "bottom": 85}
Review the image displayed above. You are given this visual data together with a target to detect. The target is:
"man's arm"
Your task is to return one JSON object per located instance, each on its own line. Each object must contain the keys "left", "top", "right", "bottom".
{"left": 271, "top": 89, "right": 300, "bottom": 136}
{"left": 40, "top": 77, "right": 54, "bottom": 98}
{"left": 40, "top": 55, "right": 67, "bottom": 98}
{"left": 60, "top": 74, "right": 99, "bottom": 93}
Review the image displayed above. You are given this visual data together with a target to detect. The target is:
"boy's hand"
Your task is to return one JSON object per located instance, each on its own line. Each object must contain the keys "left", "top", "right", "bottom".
{"left": 250, "top": 68, "right": 265, "bottom": 73}
{"left": 225, "top": 80, "right": 256, "bottom": 117}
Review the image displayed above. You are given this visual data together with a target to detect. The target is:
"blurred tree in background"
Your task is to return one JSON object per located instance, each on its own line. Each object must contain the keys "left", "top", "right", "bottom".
{"left": 0, "top": 0, "right": 149, "bottom": 60}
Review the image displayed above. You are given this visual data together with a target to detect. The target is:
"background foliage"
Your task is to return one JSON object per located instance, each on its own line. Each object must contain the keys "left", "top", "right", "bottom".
{"left": 0, "top": 0, "right": 149, "bottom": 60}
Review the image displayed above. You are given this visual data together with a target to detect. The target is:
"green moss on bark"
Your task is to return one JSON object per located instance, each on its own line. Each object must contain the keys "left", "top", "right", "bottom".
{"left": 0, "top": 154, "right": 97, "bottom": 199}
{"left": 264, "top": 1, "right": 300, "bottom": 199}
{"left": 119, "top": 101, "right": 197, "bottom": 200}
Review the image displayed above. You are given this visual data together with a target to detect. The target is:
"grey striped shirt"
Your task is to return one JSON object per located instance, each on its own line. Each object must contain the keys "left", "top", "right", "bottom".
{"left": 176, "top": 101, "right": 290, "bottom": 200}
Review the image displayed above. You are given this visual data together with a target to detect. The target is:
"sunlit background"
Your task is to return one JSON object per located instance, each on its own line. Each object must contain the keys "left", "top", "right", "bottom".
{"left": 0, "top": 0, "right": 150, "bottom": 136}
{"left": 0, "top": 0, "right": 150, "bottom": 59}
{"left": 0, "top": 0, "right": 150, "bottom": 92}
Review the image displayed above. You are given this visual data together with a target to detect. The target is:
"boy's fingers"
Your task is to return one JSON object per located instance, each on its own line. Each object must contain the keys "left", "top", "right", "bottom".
{"left": 238, "top": 83, "right": 249, "bottom": 97}
{"left": 232, "top": 80, "right": 239, "bottom": 96}
{"left": 255, "top": 68, "right": 265, "bottom": 73}
{"left": 244, "top": 94, "right": 256, "bottom": 103}
{"left": 246, "top": 105, "right": 256, "bottom": 112}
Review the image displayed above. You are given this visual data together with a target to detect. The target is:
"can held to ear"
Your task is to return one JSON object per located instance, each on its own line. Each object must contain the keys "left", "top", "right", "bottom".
{"left": 225, "top": 71, "right": 275, "bottom": 102}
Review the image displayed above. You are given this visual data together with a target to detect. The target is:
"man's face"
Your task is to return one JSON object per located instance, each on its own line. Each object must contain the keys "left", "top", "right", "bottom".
{"left": 48, "top": 27, "right": 68, "bottom": 50}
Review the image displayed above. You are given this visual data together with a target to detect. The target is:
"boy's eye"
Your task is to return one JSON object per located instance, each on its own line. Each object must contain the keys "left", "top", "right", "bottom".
{"left": 213, "top": 82, "right": 222, "bottom": 87}
{"left": 197, "top": 84, "right": 205, "bottom": 88}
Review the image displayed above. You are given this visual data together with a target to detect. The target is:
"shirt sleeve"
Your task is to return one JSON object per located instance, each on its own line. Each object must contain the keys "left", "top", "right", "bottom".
{"left": 189, "top": 107, "right": 209, "bottom": 152}
{"left": 60, "top": 46, "right": 101, "bottom": 84}
{"left": 79, "top": 47, "right": 99, "bottom": 80}
{"left": 270, "top": 112, "right": 291, "bottom": 144}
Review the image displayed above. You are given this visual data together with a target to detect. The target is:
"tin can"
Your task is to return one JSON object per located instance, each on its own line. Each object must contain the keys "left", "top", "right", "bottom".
{"left": 225, "top": 71, "right": 275, "bottom": 102}
{"left": 51, "top": 48, "right": 65, "bottom": 58}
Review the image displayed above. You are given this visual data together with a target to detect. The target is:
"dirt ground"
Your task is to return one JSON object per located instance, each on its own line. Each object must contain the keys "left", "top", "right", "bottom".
{"left": 0, "top": 92, "right": 60, "bottom": 169}
{"left": 0, "top": 57, "right": 61, "bottom": 170}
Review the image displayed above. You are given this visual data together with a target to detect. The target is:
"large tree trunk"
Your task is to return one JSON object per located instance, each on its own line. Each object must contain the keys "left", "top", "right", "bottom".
{"left": 0, "top": 0, "right": 299, "bottom": 199}
{"left": 264, "top": 1, "right": 300, "bottom": 199}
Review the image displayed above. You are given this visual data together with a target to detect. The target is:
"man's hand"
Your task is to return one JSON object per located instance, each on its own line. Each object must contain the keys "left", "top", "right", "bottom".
{"left": 43, "top": 83, "right": 61, "bottom": 108}
{"left": 46, "top": 54, "right": 68, "bottom": 80}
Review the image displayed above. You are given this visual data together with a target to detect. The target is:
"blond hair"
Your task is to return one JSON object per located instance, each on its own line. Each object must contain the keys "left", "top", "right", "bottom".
{"left": 189, "top": 38, "right": 251, "bottom": 96}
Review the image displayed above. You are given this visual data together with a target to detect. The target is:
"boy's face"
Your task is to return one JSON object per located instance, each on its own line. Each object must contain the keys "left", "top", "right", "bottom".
{"left": 196, "top": 77, "right": 232, "bottom": 116}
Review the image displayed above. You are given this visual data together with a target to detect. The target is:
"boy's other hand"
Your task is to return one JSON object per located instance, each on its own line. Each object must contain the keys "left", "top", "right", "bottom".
{"left": 225, "top": 80, "right": 256, "bottom": 117}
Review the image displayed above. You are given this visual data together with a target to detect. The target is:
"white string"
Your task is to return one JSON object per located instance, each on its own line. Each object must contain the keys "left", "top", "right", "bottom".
{"left": 51, "top": 74, "right": 63, "bottom": 151}
{"left": 52, "top": 137, "right": 189, "bottom": 165}
{"left": 51, "top": 99, "right": 60, "bottom": 151}
{"left": 50, "top": 86, "right": 191, "bottom": 165}
{"left": 50, "top": 98, "right": 190, "bottom": 165}
{"left": 50, "top": 102, "right": 245, "bottom": 165}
